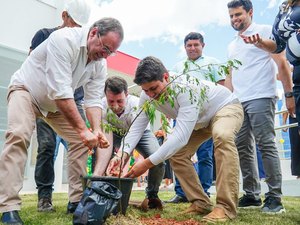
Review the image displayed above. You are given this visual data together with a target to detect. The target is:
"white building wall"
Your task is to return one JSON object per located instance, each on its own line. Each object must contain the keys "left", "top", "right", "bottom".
{"left": 0, "top": 0, "right": 68, "bottom": 194}
{"left": 0, "top": 0, "right": 63, "bottom": 52}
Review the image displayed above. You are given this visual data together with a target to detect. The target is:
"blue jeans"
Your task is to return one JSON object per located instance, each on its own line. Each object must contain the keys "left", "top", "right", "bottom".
{"left": 34, "top": 118, "right": 56, "bottom": 199}
{"left": 114, "top": 130, "right": 164, "bottom": 198}
{"left": 175, "top": 138, "right": 213, "bottom": 197}
{"left": 34, "top": 99, "right": 85, "bottom": 199}
{"left": 53, "top": 135, "right": 68, "bottom": 162}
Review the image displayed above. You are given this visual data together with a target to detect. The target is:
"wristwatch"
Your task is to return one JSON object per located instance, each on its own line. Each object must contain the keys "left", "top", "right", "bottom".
{"left": 284, "top": 91, "right": 294, "bottom": 98}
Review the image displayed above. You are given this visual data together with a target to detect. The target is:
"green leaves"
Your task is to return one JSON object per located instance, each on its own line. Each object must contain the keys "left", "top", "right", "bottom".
{"left": 142, "top": 100, "right": 157, "bottom": 126}
{"left": 101, "top": 109, "right": 127, "bottom": 136}
{"left": 218, "top": 59, "right": 241, "bottom": 77}
{"left": 139, "top": 59, "right": 241, "bottom": 127}
{"left": 101, "top": 122, "right": 126, "bottom": 136}
{"left": 161, "top": 113, "right": 171, "bottom": 134}
{"left": 97, "top": 59, "right": 241, "bottom": 175}
{"left": 104, "top": 59, "right": 241, "bottom": 133}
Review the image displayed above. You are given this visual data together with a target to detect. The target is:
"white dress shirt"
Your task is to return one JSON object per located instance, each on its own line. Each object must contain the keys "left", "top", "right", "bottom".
{"left": 10, "top": 27, "right": 107, "bottom": 116}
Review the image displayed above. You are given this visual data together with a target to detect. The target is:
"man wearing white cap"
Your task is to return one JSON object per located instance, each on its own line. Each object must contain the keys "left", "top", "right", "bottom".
{"left": 0, "top": 5, "right": 123, "bottom": 225}
{"left": 29, "top": 0, "right": 91, "bottom": 214}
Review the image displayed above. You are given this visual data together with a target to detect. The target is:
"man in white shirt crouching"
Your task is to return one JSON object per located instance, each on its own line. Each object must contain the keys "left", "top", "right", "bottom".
{"left": 107, "top": 56, "right": 244, "bottom": 223}
{"left": 96, "top": 76, "right": 164, "bottom": 210}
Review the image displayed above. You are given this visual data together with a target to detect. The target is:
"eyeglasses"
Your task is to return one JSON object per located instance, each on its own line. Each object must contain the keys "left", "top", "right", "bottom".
{"left": 97, "top": 34, "right": 116, "bottom": 57}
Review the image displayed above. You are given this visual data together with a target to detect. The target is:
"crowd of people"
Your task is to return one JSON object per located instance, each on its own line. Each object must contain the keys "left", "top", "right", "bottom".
{"left": 0, "top": 0, "right": 299, "bottom": 224}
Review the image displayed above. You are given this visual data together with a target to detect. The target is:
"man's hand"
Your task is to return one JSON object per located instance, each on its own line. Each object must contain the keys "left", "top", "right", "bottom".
{"left": 106, "top": 152, "right": 130, "bottom": 176}
{"left": 286, "top": 97, "right": 296, "bottom": 117}
{"left": 79, "top": 128, "right": 99, "bottom": 149}
{"left": 240, "top": 33, "right": 262, "bottom": 47}
{"left": 124, "top": 158, "right": 154, "bottom": 178}
{"left": 154, "top": 130, "right": 164, "bottom": 137}
{"left": 93, "top": 129, "right": 110, "bottom": 148}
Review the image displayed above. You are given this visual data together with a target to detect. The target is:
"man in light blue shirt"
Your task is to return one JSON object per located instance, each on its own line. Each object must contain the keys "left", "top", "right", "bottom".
{"left": 173, "top": 33, "right": 224, "bottom": 84}
{"left": 166, "top": 32, "right": 225, "bottom": 204}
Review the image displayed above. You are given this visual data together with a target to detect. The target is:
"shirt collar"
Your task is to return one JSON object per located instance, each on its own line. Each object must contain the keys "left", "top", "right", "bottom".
{"left": 186, "top": 55, "right": 204, "bottom": 63}
{"left": 80, "top": 27, "right": 90, "bottom": 60}
{"left": 80, "top": 26, "right": 90, "bottom": 47}
{"left": 234, "top": 22, "right": 256, "bottom": 37}
{"left": 241, "top": 22, "right": 256, "bottom": 35}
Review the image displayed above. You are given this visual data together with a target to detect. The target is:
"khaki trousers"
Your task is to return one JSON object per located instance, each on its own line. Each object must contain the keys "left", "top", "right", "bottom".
{"left": 169, "top": 103, "right": 243, "bottom": 219}
{"left": 0, "top": 87, "right": 88, "bottom": 212}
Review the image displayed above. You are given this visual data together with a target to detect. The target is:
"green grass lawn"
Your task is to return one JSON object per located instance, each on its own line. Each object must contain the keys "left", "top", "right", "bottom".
{"left": 1, "top": 191, "right": 299, "bottom": 225}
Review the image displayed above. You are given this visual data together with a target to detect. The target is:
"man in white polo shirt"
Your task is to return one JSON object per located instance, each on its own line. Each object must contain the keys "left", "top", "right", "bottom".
{"left": 95, "top": 76, "right": 165, "bottom": 210}
{"left": 226, "top": 0, "right": 294, "bottom": 214}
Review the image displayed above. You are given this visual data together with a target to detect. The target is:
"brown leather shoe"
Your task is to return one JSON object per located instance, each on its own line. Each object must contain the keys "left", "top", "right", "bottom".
{"left": 180, "top": 202, "right": 212, "bottom": 215}
{"left": 130, "top": 197, "right": 163, "bottom": 211}
{"left": 202, "top": 207, "right": 229, "bottom": 223}
{"left": 140, "top": 198, "right": 150, "bottom": 211}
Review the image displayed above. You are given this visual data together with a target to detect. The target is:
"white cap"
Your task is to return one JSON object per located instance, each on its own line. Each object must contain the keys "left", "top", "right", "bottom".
{"left": 64, "top": 0, "right": 91, "bottom": 26}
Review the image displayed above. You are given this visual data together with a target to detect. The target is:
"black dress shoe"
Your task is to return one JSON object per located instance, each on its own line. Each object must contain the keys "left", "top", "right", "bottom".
{"left": 1, "top": 210, "right": 24, "bottom": 225}
{"left": 66, "top": 201, "right": 79, "bottom": 214}
{"left": 165, "top": 195, "right": 188, "bottom": 204}
{"left": 148, "top": 198, "right": 164, "bottom": 210}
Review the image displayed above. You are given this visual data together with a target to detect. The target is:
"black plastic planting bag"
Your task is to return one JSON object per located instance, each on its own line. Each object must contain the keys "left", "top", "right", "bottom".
{"left": 73, "top": 181, "right": 122, "bottom": 225}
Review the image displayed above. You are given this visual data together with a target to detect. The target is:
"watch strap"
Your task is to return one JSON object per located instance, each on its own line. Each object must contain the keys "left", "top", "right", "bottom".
{"left": 284, "top": 91, "right": 294, "bottom": 98}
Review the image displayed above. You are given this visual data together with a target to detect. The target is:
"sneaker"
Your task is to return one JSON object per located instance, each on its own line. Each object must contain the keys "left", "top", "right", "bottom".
{"left": 165, "top": 195, "right": 188, "bottom": 204}
{"left": 261, "top": 196, "right": 286, "bottom": 214}
{"left": 37, "top": 198, "right": 55, "bottom": 212}
{"left": 238, "top": 195, "right": 262, "bottom": 208}
{"left": 1, "top": 210, "right": 24, "bottom": 225}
